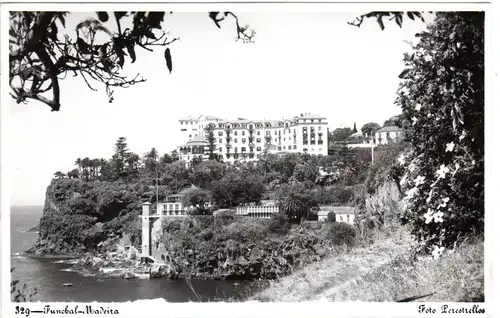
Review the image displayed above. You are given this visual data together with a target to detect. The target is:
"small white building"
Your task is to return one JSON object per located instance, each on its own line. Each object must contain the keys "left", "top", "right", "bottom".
{"left": 318, "top": 206, "right": 356, "bottom": 225}
{"left": 156, "top": 185, "right": 212, "bottom": 217}
{"left": 375, "top": 126, "right": 404, "bottom": 145}
{"left": 236, "top": 200, "right": 280, "bottom": 218}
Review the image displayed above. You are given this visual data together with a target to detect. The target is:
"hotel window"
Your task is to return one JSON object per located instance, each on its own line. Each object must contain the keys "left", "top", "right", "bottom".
{"left": 257, "top": 131, "right": 261, "bottom": 135}
{"left": 303, "top": 148, "right": 308, "bottom": 152}
{"left": 242, "top": 131, "right": 245, "bottom": 136}
{"left": 274, "top": 131, "right": 277, "bottom": 135}
{"left": 288, "top": 145, "right": 292, "bottom": 150}
{"left": 234, "top": 147, "right": 238, "bottom": 153}
{"left": 257, "top": 138, "right": 261, "bottom": 143}
{"left": 257, "top": 147, "right": 262, "bottom": 151}
{"left": 242, "top": 138, "right": 246, "bottom": 143}
{"left": 278, "top": 146, "right": 282, "bottom": 151}
{"left": 181, "top": 128, "right": 187, "bottom": 132}
{"left": 234, "top": 131, "right": 238, "bottom": 136}
{"left": 219, "top": 147, "right": 222, "bottom": 152}
{"left": 189, "top": 134, "right": 192, "bottom": 138}
{"left": 250, "top": 147, "right": 254, "bottom": 152}
{"left": 241, "top": 147, "right": 246, "bottom": 152}
{"left": 234, "top": 138, "right": 238, "bottom": 143}
{"left": 234, "top": 154, "right": 239, "bottom": 159}
{"left": 294, "top": 145, "right": 297, "bottom": 149}
{"left": 218, "top": 131, "right": 223, "bottom": 136}
{"left": 219, "top": 138, "right": 222, "bottom": 143}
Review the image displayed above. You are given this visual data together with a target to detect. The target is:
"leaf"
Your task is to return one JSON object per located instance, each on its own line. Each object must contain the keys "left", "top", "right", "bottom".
{"left": 126, "top": 43, "right": 136, "bottom": 63}
{"left": 377, "top": 16, "right": 385, "bottom": 31}
{"left": 147, "top": 12, "right": 165, "bottom": 28}
{"left": 395, "top": 13, "right": 403, "bottom": 28}
{"left": 114, "top": 12, "right": 127, "bottom": 21}
{"left": 209, "top": 12, "right": 222, "bottom": 28}
{"left": 145, "top": 30, "right": 157, "bottom": 40}
{"left": 58, "top": 14, "right": 66, "bottom": 28}
{"left": 97, "top": 12, "right": 109, "bottom": 22}
{"left": 49, "top": 22, "right": 58, "bottom": 42}
{"left": 165, "top": 47, "right": 172, "bottom": 73}
{"left": 399, "top": 69, "right": 411, "bottom": 79}
{"left": 407, "top": 12, "right": 415, "bottom": 20}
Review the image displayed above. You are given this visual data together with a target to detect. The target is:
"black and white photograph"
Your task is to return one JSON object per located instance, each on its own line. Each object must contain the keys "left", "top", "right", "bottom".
{"left": 1, "top": 2, "right": 492, "bottom": 316}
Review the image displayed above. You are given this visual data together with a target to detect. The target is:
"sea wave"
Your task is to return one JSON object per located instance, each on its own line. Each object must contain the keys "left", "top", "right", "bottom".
{"left": 11, "top": 253, "right": 26, "bottom": 259}
{"left": 53, "top": 259, "right": 79, "bottom": 264}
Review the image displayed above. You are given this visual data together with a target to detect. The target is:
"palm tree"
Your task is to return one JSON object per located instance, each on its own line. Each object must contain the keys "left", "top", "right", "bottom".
{"left": 75, "top": 158, "right": 82, "bottom": 174}
{"left": 277, "top": 183, "right": 316, "bottom": 222}
{"left": 53, "top": 171, "right": 66, "bottom": 179}
{"left": 67, "top": 168, "right": 80, "bottom": 179}
{"left": 81, "top": 157, "right": 91, "bottom": 181}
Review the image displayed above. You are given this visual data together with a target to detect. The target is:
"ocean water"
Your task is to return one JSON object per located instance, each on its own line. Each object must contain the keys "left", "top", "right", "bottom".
{"left": 10, "top": 206, "right": 265, "bottom": 302}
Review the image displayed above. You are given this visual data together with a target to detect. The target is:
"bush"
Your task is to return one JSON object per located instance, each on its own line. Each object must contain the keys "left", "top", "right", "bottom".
{"left": 322, "top": 222, "right": 357, "bottom": 247}
{"left": 269, "top": 213, "right": 290, "bottom": 235}
{"left": 396, "top": 13, "right": 484, "bottom": 254}
{"left": 326, "top": 212, "right": 335, "bottom": 223}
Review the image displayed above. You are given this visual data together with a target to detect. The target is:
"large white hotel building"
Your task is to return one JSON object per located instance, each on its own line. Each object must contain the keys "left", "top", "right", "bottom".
{"left": 177, "top": 113, "right": 329, "bottom": 165}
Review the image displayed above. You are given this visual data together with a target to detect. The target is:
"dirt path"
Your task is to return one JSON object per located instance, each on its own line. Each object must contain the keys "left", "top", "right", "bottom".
{"left": 252, "top": 233, "right": 411, "bottom": 302}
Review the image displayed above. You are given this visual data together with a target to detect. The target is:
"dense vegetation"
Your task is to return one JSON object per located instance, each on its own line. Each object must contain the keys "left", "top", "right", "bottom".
{"left": 30, "top": 133, "right": 404, "bottom": 257}
{"left": 155, "top": 214, "right": 358, "bottom": 280}
{"left": 395, "top": 12, "right": 484, "bottom": 254}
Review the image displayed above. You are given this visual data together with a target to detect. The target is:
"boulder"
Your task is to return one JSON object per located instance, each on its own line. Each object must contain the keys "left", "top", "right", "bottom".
{"left": 121, "top": 271, "right": 137, "bottom": 280}
{"left": 312, "top": 244, "right": 326, "bottom": 257}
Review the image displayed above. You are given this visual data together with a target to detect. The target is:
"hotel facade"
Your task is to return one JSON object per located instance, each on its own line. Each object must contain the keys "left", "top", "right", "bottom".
{"left": 177, "top": 113, "right": 329, "bottom": 164}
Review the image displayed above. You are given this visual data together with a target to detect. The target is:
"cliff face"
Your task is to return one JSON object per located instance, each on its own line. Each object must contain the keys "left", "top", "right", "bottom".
{"left": 27, "top": 179, "right": 151, "bottom": 257}
{"left": 365, "top": 181, "right": 403, "bottom": 218}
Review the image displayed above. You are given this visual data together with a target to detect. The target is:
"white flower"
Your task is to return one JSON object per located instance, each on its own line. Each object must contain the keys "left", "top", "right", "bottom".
{"left": 412, "top": 116, "right": 418, "bottom": 125}
{"left": 436, "top": 164, "right": 450, "bottom": 179}
{"left": 405, "top": 187, "right": 418, "bottom": 200}
{"left": 433, "top": 211, "right": 444, "bottom": 223}
{"left": 459, "top": 131, "right": 466, "bottom": 141}
{"left": 445, "top": 142, "right": 455, "bottom": 152}
{"left": 424, "top": 55, "right": 433, "bottom": 62}
{"left": 399, "top": 174, "right": 407, "bottom": 186}
{"left": 408, "top": 163, "right": 416, "bottom": 173}
{"left": 415, "top": 103, "right": 422, "bottom": 111}
{"left": 424, "top": 210, "right": 434, "bottom": 224}
{"left": 438, "top": 197, "right": 450, "bottom": 209}
{"left": 398, "top": 154, "right": 406, "bottom": 166}
{"left": 453, "top": 162, "right": 460, "bottom": 176}
{"left": 414, "top": 175, "right": 426, "bottom": 187}
{"left": 432, "top": 246, "right": 445, "bottom": 260}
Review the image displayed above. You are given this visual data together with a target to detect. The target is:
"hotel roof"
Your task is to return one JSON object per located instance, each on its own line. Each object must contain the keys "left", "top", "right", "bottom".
{"left": 319, "top": 206, "right": 356, "bottom": 214}
{"left": 377, "top": 126, "right": 404, "bottom": 133}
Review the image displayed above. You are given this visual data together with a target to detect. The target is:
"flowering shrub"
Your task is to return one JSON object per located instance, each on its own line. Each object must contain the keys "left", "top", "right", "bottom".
{"left": 396, "top": 13, "right": 484, "bottom": 254}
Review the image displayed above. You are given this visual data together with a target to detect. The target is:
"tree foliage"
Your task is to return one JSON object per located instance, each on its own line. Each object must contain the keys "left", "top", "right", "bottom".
{"left": 394, "top": 12, "right": 484, "bottom": 252}
{"left": 9, "top": 11, "right": 255, "bottom": 111}
{"left": 360, "top": 122, "right": 381, "bottom": 138}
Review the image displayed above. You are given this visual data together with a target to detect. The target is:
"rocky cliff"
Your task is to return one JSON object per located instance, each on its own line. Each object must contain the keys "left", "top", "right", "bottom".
{"left": 27, "top": 179, "right": 152, "bottom": 257}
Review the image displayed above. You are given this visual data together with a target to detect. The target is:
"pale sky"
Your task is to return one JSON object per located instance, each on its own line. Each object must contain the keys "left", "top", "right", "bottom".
{"left": 8, "top": 12, "right": 430, "bottom": 206}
